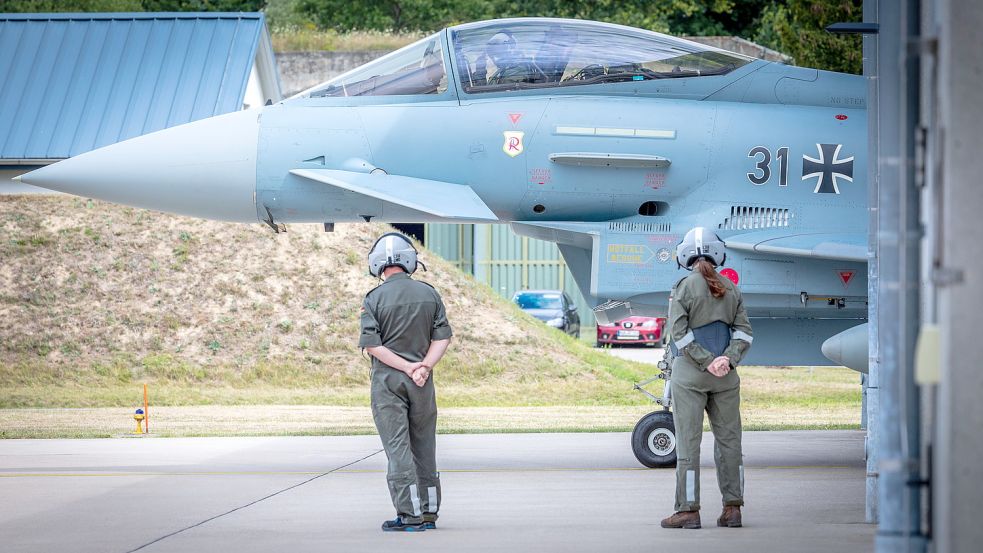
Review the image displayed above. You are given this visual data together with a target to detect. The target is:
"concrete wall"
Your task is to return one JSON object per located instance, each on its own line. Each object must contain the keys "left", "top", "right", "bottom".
{"left": 0, "top": 168, "right": 54, "bottom": 195}
{"left": 276, "top": 51, "right": 390, "bottom": 97}
{"left": 686, "top": 36, "right": 791, "bottom": 64}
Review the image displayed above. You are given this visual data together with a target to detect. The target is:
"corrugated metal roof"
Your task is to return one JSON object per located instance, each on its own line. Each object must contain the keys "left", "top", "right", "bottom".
{"left": 0, "top": 12, "right": 269, "bottom": 161}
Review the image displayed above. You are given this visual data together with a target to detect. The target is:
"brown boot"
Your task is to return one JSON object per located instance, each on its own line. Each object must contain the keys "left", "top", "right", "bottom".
{"left": 660, "top": 511, "right": 701, "bottom": 529}
{"left": 717, "top": 506, "right": 742, "bottom": 527}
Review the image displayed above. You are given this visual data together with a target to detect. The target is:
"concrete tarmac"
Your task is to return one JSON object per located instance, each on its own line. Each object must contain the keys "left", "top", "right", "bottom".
{"left": 0, "top": 431, "right": 872, "bottom": 553}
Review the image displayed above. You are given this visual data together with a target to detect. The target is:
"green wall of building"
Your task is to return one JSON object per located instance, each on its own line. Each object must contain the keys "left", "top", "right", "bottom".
{"left": 425, "top": 223, "right": 595, "bottom": 326}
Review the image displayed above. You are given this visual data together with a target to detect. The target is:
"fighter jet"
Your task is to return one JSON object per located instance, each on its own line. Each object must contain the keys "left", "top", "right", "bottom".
{"left": 18, "top": 17, "right": 868, "bottom": 373}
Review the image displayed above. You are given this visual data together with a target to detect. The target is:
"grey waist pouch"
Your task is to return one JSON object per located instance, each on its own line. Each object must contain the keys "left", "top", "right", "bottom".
{"left": 669, "top": 321, "right": 732, "bottom": 358}
{"left": 692, "top": 321, "right": 731, "bottom": 357}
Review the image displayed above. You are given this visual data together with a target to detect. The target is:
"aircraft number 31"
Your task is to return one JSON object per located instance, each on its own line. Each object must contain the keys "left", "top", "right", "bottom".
{"left": 746, "top": 146, "right": 790, "bottom": 187}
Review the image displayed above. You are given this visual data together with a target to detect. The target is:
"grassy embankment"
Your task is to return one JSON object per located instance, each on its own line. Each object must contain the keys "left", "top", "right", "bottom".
{"left": 270, "top": 28, "right": 422, "bottom": 52}
{"left": 0, "top": 196, "right": 861, "bottom": 438}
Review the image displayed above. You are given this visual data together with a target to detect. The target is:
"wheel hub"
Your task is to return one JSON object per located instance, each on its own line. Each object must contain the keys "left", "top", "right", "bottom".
{"left": 648, "top": 428, "right": 676, "bottom": 456}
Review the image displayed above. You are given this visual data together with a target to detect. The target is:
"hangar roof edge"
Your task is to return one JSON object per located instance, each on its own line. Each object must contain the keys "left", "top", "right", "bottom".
{"left": 0, "top": 12, "right": 278, "bottom": 161}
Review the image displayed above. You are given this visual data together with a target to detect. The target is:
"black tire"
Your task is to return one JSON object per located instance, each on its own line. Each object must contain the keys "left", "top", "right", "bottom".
{"left": 631, "top": 411, "right": 677, "bottom": 468}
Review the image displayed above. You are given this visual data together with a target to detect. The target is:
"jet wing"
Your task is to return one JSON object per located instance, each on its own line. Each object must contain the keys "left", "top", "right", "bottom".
{"left": 290, "top": 169, "right": 498, "bottom": 221}
{"left": 724, "top": 230, "right": 868, "bottom": 262}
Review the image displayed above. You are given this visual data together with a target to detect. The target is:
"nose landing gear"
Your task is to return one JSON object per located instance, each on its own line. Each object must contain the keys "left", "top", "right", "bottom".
{"left": 631, "top": 350, "right": 677, "bottom": 468}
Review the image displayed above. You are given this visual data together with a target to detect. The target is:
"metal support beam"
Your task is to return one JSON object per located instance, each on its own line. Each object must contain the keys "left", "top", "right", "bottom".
{"left": 863, "top": 0, "right": 880, "bottom": 522}
{"left": 933, "top": 1, "right": 983, "bottom": 551}
{"left": 874, "top": 0, "right": 927, "bottom": 551}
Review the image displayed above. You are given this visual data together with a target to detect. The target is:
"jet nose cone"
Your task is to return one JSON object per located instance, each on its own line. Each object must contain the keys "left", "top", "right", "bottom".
{"left": 19, "top": 109, "right": 261, "bottom": 222}
{"left": 821, "top": 323, "right": 869, "bottom": 373}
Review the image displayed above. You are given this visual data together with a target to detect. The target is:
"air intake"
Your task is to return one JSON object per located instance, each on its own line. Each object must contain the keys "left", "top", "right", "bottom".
{"left": 608, "top": 222, "right": 671, "bottom": 233}
{"left": 718, "top": 206, "right": 791, "bottom": 230}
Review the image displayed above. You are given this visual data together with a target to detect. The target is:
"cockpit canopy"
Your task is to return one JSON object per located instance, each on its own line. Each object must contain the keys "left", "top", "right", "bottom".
{"left": 304, "top": 18, "right": 753, "bottom": 98}
{"left": 308, "top": 33, "right": 448, "bottom": 98}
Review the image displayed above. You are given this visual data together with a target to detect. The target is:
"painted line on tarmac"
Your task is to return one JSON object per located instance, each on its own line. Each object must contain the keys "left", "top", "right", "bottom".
{"left": 121, "top": 448, "right": 384, "bottom": 553}
{"left": 0, "top": 466, "right": 857, "bottom": 478}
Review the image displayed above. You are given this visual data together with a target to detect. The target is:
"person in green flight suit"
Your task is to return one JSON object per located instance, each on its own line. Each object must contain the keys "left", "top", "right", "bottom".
{"left": 475, "top": 30, "right": 545, "bottom": 86}
{"left": 359, "top": 233, "right": 453, "bottom": 532}
{"left": 660, "top": 227, "right": 753, "bottom": 530}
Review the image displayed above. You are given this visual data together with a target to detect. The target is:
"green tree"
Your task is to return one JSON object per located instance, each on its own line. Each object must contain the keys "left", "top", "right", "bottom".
{"left": 667, "top": 0, "right": 771, "bottom": 36}
{"left": 0, "top": 0, "right": 143, "bottom": 10}
{"left": 294, "top": 0, "right": 472, "bottom": 32}
{"left": 140, "top": 0, "right": 265, "bottom": 12}
{"left": 754, "top": 0, "right": 863, "bottom": 74}
{"left": 264, "top": 0, "right": 309, "bottom": 29}
{"left": 0, "top": 0, "right": 265, "bottom": 11}
{"left": 296, "top": 0, "right": 738, "bottom": 34}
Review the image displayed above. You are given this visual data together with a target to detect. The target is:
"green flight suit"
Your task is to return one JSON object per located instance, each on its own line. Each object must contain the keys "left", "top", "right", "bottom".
{"left": 668, "top": 271, "right": 753, "bottom": 512}
{"left": 359, "top": 272, "right": 453, "bottom": 524}
{"left": 487, "top": 61, "right": 541, "bottom": 85}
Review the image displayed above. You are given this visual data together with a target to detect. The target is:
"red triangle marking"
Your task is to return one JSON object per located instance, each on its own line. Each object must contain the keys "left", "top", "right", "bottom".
{"left": 838, "top": 270, "right": 856, "bottom": 286}
{"left": 508, "top": 113, "right": 522, "bottom": 125}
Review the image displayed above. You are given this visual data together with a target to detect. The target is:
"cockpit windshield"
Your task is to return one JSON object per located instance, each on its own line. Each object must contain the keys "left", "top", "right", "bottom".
{"left": 305, "top": 33, "right": 447, "bottom": 98}
{"left": 452, "top": 19, "right": 753, "bottom": 93}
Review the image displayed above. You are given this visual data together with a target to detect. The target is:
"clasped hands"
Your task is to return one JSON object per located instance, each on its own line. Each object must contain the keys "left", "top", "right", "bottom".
{"left": 405, "top": 362, "right": 431, "bottom": 387}
{"left": 707, "top": 356, "right": 732, "bottom": 377}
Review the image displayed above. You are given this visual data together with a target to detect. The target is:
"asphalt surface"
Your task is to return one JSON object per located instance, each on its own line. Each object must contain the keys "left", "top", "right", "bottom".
{"left": 0, "top": 431, "right": 872, "bottom": 553}
{"left": 600, "top": 344, "right": 666, "bottom": 365}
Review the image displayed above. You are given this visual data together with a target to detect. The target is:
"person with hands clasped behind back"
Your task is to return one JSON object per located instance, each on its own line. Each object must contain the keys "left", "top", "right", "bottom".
{"left": 660, "top": 227, "right": 753, "bottom": 530}
{"left": 359, "top": 233, "right": 452, "bottom": 532}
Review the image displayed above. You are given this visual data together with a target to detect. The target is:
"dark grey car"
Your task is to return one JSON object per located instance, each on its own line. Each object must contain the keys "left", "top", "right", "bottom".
{"left": 512, "top": 290, "right": 581, "bottom": 338}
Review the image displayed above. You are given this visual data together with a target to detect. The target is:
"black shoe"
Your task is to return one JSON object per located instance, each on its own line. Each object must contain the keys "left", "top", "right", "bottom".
{"left": 381, "top": 517, "right": 427, "bottom": 532}
{"left": 422, "top": 521, "right": 437, "bottom": 530}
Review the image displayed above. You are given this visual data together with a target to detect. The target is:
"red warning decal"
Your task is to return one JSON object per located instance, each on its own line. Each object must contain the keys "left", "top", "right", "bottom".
{"left": 720, "top": 268, "right": 740, "bottom": 285}
{"left": 508, "top": 113, "right": 523, "bottom": 125}
{"left": 837, "top": 270, "right": 856, "bottom": 287}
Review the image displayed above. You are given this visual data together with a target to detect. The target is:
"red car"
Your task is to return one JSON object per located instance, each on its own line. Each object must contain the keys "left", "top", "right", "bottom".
{"left": 596, "top": 316, "right": 666, "bottom": 348}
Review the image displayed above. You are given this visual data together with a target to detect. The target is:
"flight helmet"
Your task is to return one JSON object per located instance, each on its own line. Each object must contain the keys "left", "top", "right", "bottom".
{"left": 368, "top": 233, "right": 419, "bottom": 278}
{"left": 676, "top": 227, "right": 726, "bottom": 269}
{"left": 486, "top": 31, "right": 517, "bottom": 66}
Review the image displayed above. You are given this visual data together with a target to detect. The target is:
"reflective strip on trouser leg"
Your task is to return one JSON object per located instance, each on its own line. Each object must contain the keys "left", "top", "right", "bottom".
{"left": 408, "top": 375, "right": 440, "bottom": 517}
{"left": 409, "top": 484, "right": 422, "bottom": 517}
{"left": 372, "top": 369, "right": 424, "bottom": 521}
{"left": 670, "top": 373, "right": 706, "bottom": 512}
{"left": 428, "top": 487, "right": 438, "bottom": 513}
{"left": 686, "top": 470, "right": 696, "bottom": 502}
{"left": 706, "top": 382, "right": 744, "bottom": 506}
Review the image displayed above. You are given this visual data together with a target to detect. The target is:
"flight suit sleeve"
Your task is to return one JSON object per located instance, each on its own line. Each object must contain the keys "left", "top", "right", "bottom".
{"left": 723, "top": 288, "right": 753, "bottom": 368}
{"left": 431, "top": 294, "right": 453, "bottom": 341}
{"left": 358, "top": 296, "right": 383, "bottom": 348}
{"left": 669, "top": 282, "right": 716, "bottom": 371}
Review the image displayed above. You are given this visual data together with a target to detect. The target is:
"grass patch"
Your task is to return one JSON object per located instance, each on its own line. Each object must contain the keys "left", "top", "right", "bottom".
{"left": 271, "top": 28, "right": 422, "bottom": 52}
{"left": 0, "top": 365, "right": 861, "bottom": 437}
{"left": 0, "top": 396, "right": 862, "bottom": 439}
{"left": 0, "top": 196, "right": 862, "bottom": 439}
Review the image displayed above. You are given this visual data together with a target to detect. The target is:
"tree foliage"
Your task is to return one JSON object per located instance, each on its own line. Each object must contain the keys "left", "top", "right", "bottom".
{"left": 292, "top": 0, "right": 743, "bottom": 34}
{"left": 0, "top": 0, "right": 865, "bottom": 74}
{"left": 755, "top": 0, "right": 863, "bottom": 74}
{"left": 0, "top": 0, "right": 263, "bottom": 12}
{"left": 0, "top": 0, "right": 142, "bottom": 10}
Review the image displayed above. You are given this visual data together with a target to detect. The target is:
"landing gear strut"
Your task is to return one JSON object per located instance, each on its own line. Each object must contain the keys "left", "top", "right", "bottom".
{"left": 631, "top": 348, "right": 677, "bottom": 468}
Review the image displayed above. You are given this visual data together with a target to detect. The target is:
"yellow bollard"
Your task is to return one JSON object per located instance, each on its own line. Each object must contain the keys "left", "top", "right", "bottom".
{"left": 133, "top": 409, "right": 145, "bottom": 434}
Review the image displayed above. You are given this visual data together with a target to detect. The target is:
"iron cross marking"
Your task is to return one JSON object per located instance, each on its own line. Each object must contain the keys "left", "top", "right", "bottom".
{"left": 802, "top": 143, "right": 854, "bottom": 194}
